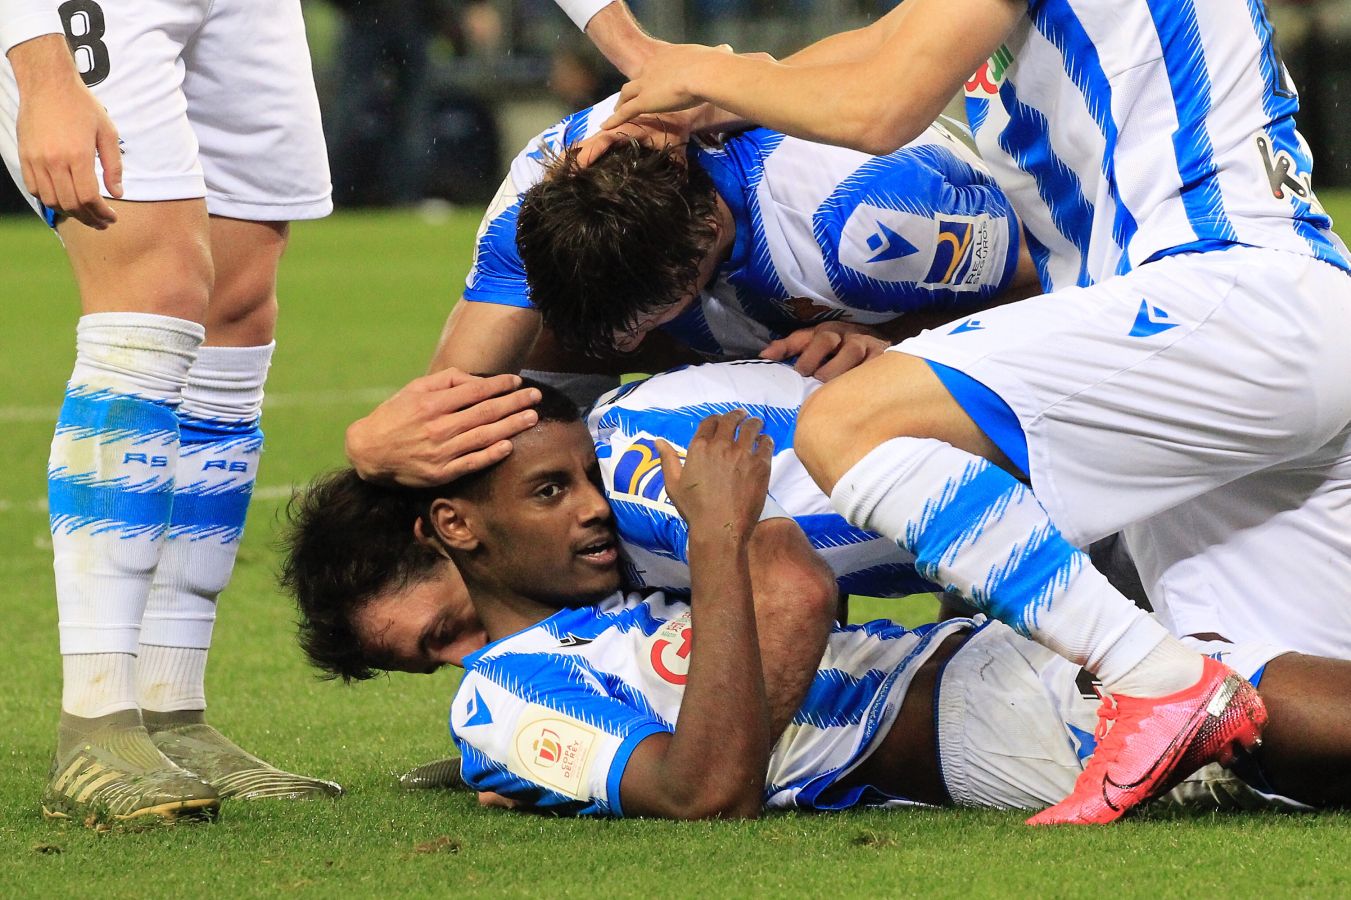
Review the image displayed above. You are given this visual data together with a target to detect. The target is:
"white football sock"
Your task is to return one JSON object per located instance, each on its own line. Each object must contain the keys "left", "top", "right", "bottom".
{"left": 831, "top": 437, "right": 1202, "bottom": 697}
{"left": 61, "top": 653, "right": 139, "bottom": 720}
{"left": 138, "top": 343, "right": 272, "bottom": 713}
{"left": 51, "top": 313, "right": 203, "bottom": 716}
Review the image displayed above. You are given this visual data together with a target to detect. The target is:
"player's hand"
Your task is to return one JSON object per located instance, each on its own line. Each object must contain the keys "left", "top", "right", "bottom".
{"left": 11, "top": 34, "right": 123, "bottom": 229}
{"left": 345, "top": 369, "right": 541, "bottom": 487}
{"left": 477, "top": 791, "right": 522, "bottom": 810}
{"left": 656, "top": 410, "right": 772, "bottom": 544}
{"left": 574, "top": 110, "right": 697, "bottom": 168}
{"left": 603, "top": 43, "right": 732, "bottom": 130}
{"left": 759, "top": 320, "right": 891, "bottom": 381}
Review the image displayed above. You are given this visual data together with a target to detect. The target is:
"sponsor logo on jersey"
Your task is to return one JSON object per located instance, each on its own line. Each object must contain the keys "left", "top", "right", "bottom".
{"left": 948, "top": 318, "right": 985, "bottom": 335}
{"left": 965, "top": 45, "right": 1014, "bottom": 97}
{"left": 1128, "top": 300, "right": 1179, "bottom": 338}
{"left": 613, "top": 436, "right": 681, "bottom": 503}
{"left": 925, "top": 217, "right": 992, "bottom": 287}
{"left": 510, "top": 705, "right": 600, "bottom": 798}
{"left": 647, "top": 611, "right": 692, "bottom": 685}
{"left": 1256, "top": 133, "right": 1327, "bottom": 216}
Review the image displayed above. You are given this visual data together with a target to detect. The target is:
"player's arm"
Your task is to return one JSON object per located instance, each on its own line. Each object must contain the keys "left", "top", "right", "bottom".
{"left": 606, "top": 0, "right": 1023, "bottom": 156}
{"left": 4, "top": 13, "right": 123, "bottom": 229}
{"left": 619, "top": 412, "right": 775, "bottom": 819}
{"left": 747, "top": 516, "right": 839, "bottom": 739}
{"left": 576, "top": 1, "right": 663, "bottom": 78}
{"left": 429, "top": 298, "right": 542, "bottom": 376}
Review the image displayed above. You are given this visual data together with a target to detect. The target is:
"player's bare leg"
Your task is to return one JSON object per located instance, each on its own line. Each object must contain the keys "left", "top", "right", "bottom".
{"left": 795, "top": 351, "right": 1265, "bottom": 824}
{"left": 138, "top": 215, "right": 340, "bottom": 800}
{"left": 44, "top": 199, "right": 219, "bottom": 825}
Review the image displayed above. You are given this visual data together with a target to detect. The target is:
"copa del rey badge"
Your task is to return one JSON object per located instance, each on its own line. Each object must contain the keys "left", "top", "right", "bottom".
{"left": 510, "top": 705, "right": 599, "bottom": 799}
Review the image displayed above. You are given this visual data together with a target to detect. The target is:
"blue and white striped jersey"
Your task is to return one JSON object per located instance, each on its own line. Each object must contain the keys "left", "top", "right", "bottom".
{"left": 963, "top": 0, "right": 1349, "bottom": 293}
{"left": 450, "top": 590, "right": 969, "bottom": 815}
{"left": 586, "top": 360, "right": 937, "bottom": 598}
{"left": 464, "top": 96, "right": 1023, "bottom": 358}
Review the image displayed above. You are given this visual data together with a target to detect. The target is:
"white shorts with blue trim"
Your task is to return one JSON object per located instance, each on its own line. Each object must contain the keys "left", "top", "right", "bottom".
{"left": 896, "top": 247, "right": 1351, "bottom": 657}
{"left": 0, "top": 0, "right": 330, "bottom": 222}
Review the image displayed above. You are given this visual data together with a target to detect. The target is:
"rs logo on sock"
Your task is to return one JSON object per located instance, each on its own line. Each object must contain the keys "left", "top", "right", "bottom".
{"left": 203, "top": 460, "right": 249, "bottom": 472}
{"left": 123, "top": 453, "right": 169, "bottom": 467}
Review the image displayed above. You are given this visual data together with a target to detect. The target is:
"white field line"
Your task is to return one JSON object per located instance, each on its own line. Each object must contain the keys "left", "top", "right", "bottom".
{"left": 0, "top": 386, "right": 399, "bottom": 425}
{"left": 0, "top": 387, "right": 395, "bottom": 513}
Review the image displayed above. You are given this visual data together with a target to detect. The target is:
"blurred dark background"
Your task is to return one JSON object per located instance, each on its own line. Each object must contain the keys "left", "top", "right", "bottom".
{"left": 3, "top": 0, "right": 1349, "bottom": 215}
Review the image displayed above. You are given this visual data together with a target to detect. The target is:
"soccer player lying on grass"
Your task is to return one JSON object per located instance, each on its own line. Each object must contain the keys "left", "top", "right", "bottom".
{"left": 344, "top": 92, "right": 1043, "bottom": 486}
{"left": 281, "top": 379, "right": 1351, "bottom": 817}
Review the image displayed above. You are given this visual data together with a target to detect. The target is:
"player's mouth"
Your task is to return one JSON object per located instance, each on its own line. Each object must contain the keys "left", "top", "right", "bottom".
{"left": 575, "top": 536, "right": 619, "bottom": 568}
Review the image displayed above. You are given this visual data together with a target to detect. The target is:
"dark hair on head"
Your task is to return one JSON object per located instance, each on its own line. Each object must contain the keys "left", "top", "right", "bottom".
{"left": 277, "top": 377, "right": 582, "bottom": 681}
{"left": 278, "top": 469, "right": 446, "bottom": 682}
{"left": 515, "top": 140, "right": 719, "bottom": 356}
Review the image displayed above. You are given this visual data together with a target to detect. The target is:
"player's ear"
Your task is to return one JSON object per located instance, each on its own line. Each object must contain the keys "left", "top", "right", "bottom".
{"left": 426, "top": 498, "right": 480, "bottom": 553}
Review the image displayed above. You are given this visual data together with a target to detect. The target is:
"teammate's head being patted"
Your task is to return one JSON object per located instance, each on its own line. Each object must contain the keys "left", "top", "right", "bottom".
{"left": 516, "top": 140, "right": 735, "bottom": 356}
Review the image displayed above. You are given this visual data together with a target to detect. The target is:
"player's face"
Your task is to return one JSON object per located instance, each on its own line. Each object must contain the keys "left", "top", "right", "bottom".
{"left": 351, "top": 559, "right": 486, "bottom": 675}
{"left": 472, "top": 420, "right": 621, "bottom": 603}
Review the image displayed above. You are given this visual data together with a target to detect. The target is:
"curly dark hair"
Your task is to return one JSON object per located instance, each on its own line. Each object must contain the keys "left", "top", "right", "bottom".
{"left": 515, "top": 140, "right": 720, "bottom": 357}
{"left": 277, "top": 378, "right": 583, "bottom": 682}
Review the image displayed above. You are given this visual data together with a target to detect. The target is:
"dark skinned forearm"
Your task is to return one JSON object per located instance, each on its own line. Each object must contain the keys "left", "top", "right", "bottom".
{"left": 623, "top": 526, "right": 771, "bottom": 819}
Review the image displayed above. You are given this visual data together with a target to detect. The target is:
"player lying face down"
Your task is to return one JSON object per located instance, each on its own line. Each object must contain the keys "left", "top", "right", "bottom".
{"left": 516, "top": 143, "right": 727, "bottom": 356}
{"left": 282, "top": 387, "right": 1351, "bottom": 817}
{"left": 513, "top": 138, "right": 1035, "bottom": 364}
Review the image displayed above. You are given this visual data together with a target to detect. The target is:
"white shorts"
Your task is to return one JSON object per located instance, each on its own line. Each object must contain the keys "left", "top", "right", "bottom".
{"left": 935, "top": 622, "right": 1290, "bottom": 810}
{"left": 899, "top": 247, "right": 1351, "bottom": 656}
{"left": 0, "top": 0, "right": 330, "bottom": 221}
{"left": 936, "top": 621, "right": 1092, "bottom": 809}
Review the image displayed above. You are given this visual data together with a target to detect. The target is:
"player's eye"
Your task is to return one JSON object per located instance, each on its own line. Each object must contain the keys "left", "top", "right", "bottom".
{"left": 536, "top": 482, "right": 564, "bottom": 500}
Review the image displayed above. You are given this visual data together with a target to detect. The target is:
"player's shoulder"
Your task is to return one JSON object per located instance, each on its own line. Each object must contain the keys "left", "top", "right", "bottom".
{"left": 591, "top": 361, "right": 811, "bottom": 422}
{"left": 505, "top": 95, "right": 621, "bottom": 187}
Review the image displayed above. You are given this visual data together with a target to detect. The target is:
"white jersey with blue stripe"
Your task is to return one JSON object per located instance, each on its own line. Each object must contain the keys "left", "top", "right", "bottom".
{"left": 586, "top": 360, "right": 938, "bottom": 598}
{"left": 449, "top": 590, "right": 969, "bottom": 816}
{"left": 463, "top": 97, "right": 1022, "bottom": 358}
{"left": 963, "top": 0, "right": 1349, "bottom": 293}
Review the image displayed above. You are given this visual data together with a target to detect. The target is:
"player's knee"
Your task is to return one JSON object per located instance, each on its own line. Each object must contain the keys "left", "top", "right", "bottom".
{"left": 206, "top": 261, "right": 281, "bottom": 344}
{"left": 204, "top": 221, "right": 288, "bottom": 344}
{"left": 796, "top": 379, "right": 865, "bottom": 495}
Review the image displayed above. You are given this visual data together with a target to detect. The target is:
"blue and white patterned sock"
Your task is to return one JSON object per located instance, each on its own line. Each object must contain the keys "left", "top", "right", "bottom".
{"left": 831, "top": 437, "right": 1201, "bottom": 696}
{"left": 139, "top": 343, "right": 272, "bottom": 713}
{"left": 52, "top": 313, "right": 203, "bottom": 718}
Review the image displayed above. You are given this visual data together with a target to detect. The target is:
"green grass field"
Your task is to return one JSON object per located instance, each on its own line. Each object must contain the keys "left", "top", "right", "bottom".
{"left": 3, "top": 203, "right": 1351, "bottom": 898}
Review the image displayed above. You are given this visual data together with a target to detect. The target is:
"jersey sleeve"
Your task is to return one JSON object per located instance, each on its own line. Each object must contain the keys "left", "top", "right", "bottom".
{"left": 598, "top": 432, "right": 692, "bottom": 565}
{"left": 1, "top": 0, "right": 62, "bottom": 55}
{"left": 554, "top": 0, "right": 610, "bottom": 30}
{"left": 450, "top": 653, "right": 672, "bottom": 817}
{"left": 819, "top": 142, "right": 1023, "bottom": 317}
{"left": 461, "top": 99, "right": 620, "bottom": 309}
{"left": 462, "top": 173, "right": 532, "bottom": 308}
